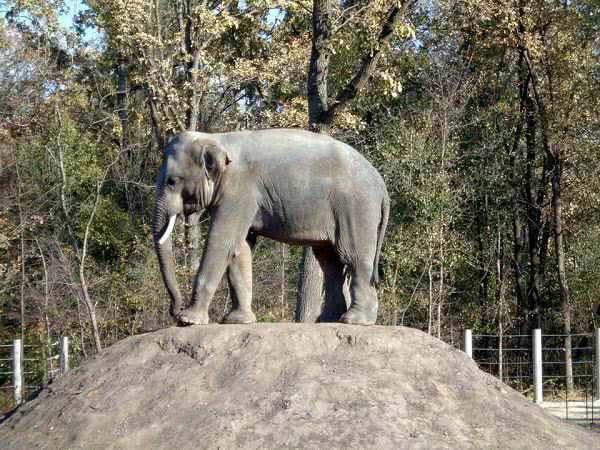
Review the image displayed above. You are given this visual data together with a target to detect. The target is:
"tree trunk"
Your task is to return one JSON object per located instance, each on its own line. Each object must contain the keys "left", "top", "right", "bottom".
{"left": 520, "top": 36, "right": 558, "bottom": 332}
{"left": 296, "top": 0, "right": 333, "bottom": 322}
{"left": 280, "top": 244, "right": 289, "bottom": 319}
{"left": 476, "top": 227, "right": 489, "bottom": 313}
{"left": 76, "top": 295, "right": 88, "bottom": 358}
{"left": 14, "top": 152, "right": 26, "bottom": 343}
{"left": 524, "top": 96, "right": 542, "bottom": 328}
{"left": 78, "top": 266, "right": 102, "bottom": 352}
{"left": 428, "top": 246, "right": 434, "bottom": 335}
{"left": 511, "top": 203, "right": 527, "bottom": 332}
{"left": 496, "top": 228, "right": 504, "bottom": 382}
{"left": 519, "top": 33, "right": 574, "bottom": 386}
{"left": 510, "top": 151, "right": 527, "bottom": 337}
{"left": 437, "top": 225, "right": 444, "bottom": 340}
{"left": 54, "top": 105, "right": 103, "bottom": 353}
{"left": 148, "top": 96, "right": 164, "bottom": 151}
{"left": 184, "top": 213, "right": 199, "bottom": 271}
{"left": 117, "top": 57, "right": 129, "bottom": 157}
{"left": 35, "top": 237, "right": 53, "bottom": 378}
{"left": 509, "top": 47, "right": 528, "bottom": 336}
{"left": 296, "top": 247, "right": 323, "bottom": 322}
{"left": 307, "top": 0, "right": 332, "bottom": 131}
{"left": 551, "top": 144, "right": 573, "bottom": 389}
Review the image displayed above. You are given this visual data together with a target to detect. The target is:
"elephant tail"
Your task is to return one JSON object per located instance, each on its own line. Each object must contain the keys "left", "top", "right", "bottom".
{"left": 373, "top": 191, "right": 390, "bottom": 284}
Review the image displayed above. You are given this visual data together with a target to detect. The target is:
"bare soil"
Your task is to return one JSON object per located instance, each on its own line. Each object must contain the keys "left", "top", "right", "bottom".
{"left": 541, "top": 400, "right": 600, "bottom": 423}
{"left": 1, "top": 324, "right": 598, "bottom": 449}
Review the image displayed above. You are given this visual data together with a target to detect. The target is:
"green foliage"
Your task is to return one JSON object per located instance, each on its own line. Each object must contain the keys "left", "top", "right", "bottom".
{"left": 77, "top": 196, "right": 138, "bottom": 261}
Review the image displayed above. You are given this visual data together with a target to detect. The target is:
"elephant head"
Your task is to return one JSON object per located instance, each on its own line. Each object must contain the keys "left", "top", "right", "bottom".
{"left": 152, "top": 136, "right": 231, "bottom": 317}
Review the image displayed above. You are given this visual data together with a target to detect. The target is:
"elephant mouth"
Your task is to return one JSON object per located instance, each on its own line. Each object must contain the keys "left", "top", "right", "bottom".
{"left": 183, "top": 202, "right": 199, "bottom": 216}
{"left": 155, "top": 180, "right": 212, "bottom": 245}
{"left": 155, "top": 201, "right": 201, "bottom": 246}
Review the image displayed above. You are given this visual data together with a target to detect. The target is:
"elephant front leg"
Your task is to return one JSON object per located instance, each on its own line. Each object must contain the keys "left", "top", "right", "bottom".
{"left": 177, "top": 203, "right": 256, "bottom": 326}
{"left": 176, "top": 238, "right": 234, "bottom": 326}
{"left": 222, "top": 235, "right": 256, "bottom": 324}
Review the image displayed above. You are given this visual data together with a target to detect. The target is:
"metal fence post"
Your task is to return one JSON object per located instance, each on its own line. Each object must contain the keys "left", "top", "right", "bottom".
{"left": 59, "top": 337, "right": 69, "bottom": 374}
{"left": 533, "top": 329, "right": 543, "bottom": 404}
{"left": 594, "top": 328, "right": 600, "bottom": 401}
{"left": 464, "top": 329, "right": 472, "bottom": 358}
{"left": 13, "top": 339, "right": 22, "bottom": 405}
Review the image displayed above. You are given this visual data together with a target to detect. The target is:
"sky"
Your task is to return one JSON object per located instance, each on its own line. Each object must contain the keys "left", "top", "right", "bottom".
{"left": 56, "top": 1, "right": 284, "bottom": 50}
{"left": 58, "top": 0, "right": 83, "bottom": 29}
{"left": 58, "top": 0, "right": 102, "bottom": 48}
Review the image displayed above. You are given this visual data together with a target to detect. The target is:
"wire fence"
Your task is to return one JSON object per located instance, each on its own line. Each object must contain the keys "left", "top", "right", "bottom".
{"left": 0, "top": 338, "right": 67, "bottom": 412}
{"left": 470, "top": 333, "right": 533, "bottom": 393}
{"left": 463, "top": 329, "right": 599, "bottom": 426}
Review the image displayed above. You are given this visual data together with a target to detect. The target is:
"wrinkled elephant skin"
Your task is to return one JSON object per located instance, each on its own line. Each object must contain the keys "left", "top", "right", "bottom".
{"left": 152, "top": 129, "right": 389, "bottom": 325}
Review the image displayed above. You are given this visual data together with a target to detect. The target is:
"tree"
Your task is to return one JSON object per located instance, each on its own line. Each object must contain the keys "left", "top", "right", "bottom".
{"left": 297, "top": 0, "right": 416, "bottom": 322}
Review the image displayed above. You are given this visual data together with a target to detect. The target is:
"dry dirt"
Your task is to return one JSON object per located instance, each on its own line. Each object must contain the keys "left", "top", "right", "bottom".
{"left": 1, "top": 324, "right": 598, "bottom": 449}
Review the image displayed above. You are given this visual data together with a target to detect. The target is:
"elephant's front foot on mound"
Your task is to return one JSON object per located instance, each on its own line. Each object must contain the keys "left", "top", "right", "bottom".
{"left": 222, "top": 309, "right": 257, "bottom": 324}
{"left": 176, "top": 308, "right": 209, "bottom": 326}
{"left": 340, "top": 306, "right": 377, "bottom": 326}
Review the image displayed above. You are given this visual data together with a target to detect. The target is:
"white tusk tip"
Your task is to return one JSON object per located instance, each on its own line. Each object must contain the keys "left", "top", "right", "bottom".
{"left": 157, "top": 215, "right": 177, "bottom": 245}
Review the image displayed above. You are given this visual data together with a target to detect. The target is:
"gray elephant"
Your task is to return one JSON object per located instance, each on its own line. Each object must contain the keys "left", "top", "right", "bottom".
{"left": 153, "top": 129, "right": 389, "bottom": 326}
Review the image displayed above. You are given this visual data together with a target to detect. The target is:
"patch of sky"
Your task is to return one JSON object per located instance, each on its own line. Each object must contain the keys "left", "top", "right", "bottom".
{"left": 59, "top": 0, "right": 104, "bottom": 50}
{"left": 259, "top": 7, "right": 285, "bottom": 42}
{"left": 0, "top": 4, "right": 64, "bottom": 96}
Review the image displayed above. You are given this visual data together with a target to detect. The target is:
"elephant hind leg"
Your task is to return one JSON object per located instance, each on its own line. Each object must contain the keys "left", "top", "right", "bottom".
{"left": 313, "top": 246, "right": 348, "bottom": 322}
{"left": 222, "top": 235, "right": 257, "bottom": 324}
{"left": 333, "top": 204, "right": 379, "bottom": 325}
{"left": 341, "top": 259, "right": 378, "bottom": 325}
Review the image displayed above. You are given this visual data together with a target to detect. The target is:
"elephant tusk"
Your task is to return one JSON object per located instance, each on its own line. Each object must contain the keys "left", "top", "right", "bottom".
{"left": 158, "top": 215, "right": 177, "bottom": 245}
{"left": 202, "top": 178, "right": 210, "bottom": 208}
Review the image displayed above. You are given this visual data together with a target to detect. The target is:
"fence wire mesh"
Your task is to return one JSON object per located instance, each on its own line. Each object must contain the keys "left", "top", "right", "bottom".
{"left": 465, "top": 331, "right": 599, "bottom": 428}
{"left": 470, "top": 334, "right": 533, "bottom": 394}
{"left": 0, "top": 339, "right": 61, "bottom": 412}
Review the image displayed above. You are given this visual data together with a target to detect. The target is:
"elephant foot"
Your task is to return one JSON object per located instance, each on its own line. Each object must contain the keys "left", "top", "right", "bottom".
{"left": 222, "top": 309, "right": 256, "bottom": 324}
{"left": 340, "top": 306, "right": 376, "bottom": 326}
{"left": 170, "top": 303, "right": 183, "bottom": 319}
{"left": 176, "top": 308, "right": 209, "bottom": 326}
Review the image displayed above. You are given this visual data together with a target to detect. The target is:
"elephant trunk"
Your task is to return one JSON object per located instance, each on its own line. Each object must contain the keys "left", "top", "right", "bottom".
{"left": 153, "top": 196, "right": 182, "bottom": 317}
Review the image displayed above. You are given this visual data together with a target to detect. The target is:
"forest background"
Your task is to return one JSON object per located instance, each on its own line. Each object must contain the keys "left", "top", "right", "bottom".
{"left": 1, "top": 0, "right": 599, "bottom": 399}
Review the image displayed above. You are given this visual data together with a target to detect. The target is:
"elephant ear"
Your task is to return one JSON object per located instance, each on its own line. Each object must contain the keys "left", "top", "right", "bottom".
{"left": 191, "top": 138, "right": 231, "bottom": 181}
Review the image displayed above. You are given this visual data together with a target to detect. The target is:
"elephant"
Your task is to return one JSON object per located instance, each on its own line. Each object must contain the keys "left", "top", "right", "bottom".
{"left": 152, "top": 128, "right": 389, "bottom": 326}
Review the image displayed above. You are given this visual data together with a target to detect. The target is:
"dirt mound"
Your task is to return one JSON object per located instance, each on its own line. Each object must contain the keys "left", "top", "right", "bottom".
{"left": 1, "top": 324, "right": 598, "bottom": 449}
